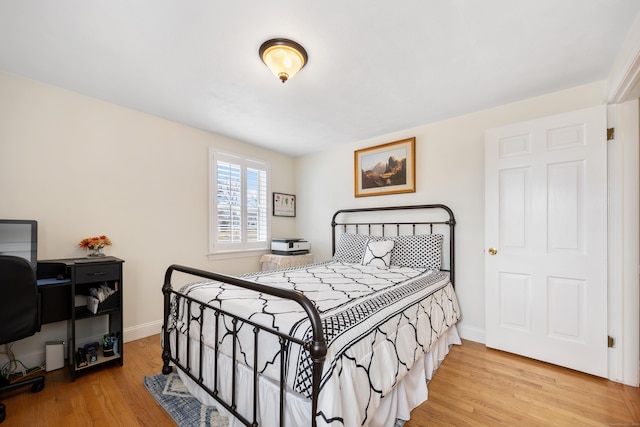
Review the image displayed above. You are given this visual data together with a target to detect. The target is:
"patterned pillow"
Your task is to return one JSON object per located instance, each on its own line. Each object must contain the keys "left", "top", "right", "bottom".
{"left": 389, "top": 234, "right": 443, "bottom": 270}
{"left": 333, "top": 233, "right": 370, "bottom": 263}
{"left": 361, "top": 239, "right": 395, "bottom": 268}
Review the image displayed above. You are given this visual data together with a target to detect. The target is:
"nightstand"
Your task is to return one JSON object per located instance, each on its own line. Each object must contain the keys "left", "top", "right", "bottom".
{"left": 260, "top": 253, "right": 314, "bottom": 271}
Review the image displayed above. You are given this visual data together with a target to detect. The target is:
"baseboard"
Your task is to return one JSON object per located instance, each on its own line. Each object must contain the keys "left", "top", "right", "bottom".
{"left": 2, "top": 320, "right": 488, "bottom": 375}
{"left": 123, "top": 319, "right": 163, "bottom": 343}
{"left": 457, "top": 323, "right": 486, "bottom": 344}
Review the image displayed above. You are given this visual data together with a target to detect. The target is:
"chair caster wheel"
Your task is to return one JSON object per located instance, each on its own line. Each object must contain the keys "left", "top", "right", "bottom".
{"left": 31, "top": 379, "right": 45, "bottom": 393}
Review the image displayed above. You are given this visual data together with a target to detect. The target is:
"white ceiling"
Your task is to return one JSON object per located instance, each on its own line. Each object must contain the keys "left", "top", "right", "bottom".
{"left": 1, "top": 1, "right": 639, "bottom": 157}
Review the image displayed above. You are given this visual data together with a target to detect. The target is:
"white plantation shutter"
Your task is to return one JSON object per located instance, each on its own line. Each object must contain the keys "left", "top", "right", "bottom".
{"left": 210, "top": 150, "right": 270, "bottom": 253}
{"left": 246, "top": 162, "right": 268, "bottom": 242}
{"left": 216, "top": 160, "right": 242, "bottom": 243}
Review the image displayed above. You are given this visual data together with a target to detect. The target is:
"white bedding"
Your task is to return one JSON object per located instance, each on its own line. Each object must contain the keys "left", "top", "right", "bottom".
{"left": 168, "top": 261, "right": 461, "bottom": 426}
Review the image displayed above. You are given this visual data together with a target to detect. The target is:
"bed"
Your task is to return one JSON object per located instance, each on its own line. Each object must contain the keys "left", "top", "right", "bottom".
{"left": 161, "top": 204, "right": 461, "bottom": 427}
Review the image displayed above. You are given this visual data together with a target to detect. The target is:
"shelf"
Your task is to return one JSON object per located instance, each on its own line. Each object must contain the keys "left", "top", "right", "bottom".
{"left": 68, "top": 257, "right": 124, "bottom": 380}
{"left": 38, "top": 257, "right": 125, "bottom": 381}
{"left": 74, "top": 290, "right": 120, "bottom": 319}
{"left": 75, "top": 346, "right": 122, "bottom": 371}
{"left": 74, "top": 305, "right": 120, "bottom": 319}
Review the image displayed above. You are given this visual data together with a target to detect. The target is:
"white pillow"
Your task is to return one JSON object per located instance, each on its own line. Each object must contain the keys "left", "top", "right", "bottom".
{"left": 361, "top": 239, "right": 395, "bottom": 268}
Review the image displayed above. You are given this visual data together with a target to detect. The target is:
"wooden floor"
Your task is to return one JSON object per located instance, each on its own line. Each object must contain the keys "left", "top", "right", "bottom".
{"left": 405, "top": 340, "right": 640, "bottom": 427}
{"left": 1, "top": 335, "right": 638, "bottom": 426}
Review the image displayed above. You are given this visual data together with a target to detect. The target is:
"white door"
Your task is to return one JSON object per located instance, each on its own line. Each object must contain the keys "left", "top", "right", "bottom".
{"left": 485, "top": 105, "right": 608, "bottom": 377}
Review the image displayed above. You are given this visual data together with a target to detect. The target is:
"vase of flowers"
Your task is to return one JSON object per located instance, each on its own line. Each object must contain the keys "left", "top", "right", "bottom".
{"left": 79, "top": 235, "right": 112, "bottom": 257}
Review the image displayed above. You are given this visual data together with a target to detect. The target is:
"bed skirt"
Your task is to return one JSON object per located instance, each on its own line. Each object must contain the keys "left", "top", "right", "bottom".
{"left": 174, "top": 324, "right": 461, "bottom": 427}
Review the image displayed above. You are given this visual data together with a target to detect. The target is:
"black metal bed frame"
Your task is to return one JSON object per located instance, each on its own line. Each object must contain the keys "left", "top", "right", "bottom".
{"left": 161, "top": 204, "right": 455, "bottom": 427}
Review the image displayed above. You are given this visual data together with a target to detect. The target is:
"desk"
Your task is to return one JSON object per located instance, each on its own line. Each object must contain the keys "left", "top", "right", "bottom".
{"left": 37, "top": 277, "right": 72, "bottom": 324}
{"left": 37, "top": 256, "right": 124, "bottom": 380}
{"left": 260, "top": 253, "right": 314, "bottom": 271}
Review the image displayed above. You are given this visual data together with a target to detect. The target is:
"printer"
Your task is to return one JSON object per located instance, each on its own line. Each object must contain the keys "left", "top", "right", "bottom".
{"left": 271, "top": 238, "right": 310, "bottom": 255}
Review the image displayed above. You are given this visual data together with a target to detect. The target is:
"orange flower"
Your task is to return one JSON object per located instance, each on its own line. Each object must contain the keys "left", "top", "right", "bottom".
{"left": 78, "top": 235, "right": 112, "bottom": 250}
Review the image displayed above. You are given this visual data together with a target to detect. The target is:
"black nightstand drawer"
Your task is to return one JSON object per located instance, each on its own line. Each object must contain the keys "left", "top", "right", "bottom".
{"left": 75, "top": 263, "right": 120, "bottom": 284}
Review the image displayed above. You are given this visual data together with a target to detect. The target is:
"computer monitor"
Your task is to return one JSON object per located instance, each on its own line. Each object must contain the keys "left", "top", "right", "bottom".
{"left": 0, "top": 219, "right": 38, "bottom": 272}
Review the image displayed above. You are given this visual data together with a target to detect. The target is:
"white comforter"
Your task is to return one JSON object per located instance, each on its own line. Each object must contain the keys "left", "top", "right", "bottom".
{"left": 168, "top": 261, "right": 461, "bottom": 426}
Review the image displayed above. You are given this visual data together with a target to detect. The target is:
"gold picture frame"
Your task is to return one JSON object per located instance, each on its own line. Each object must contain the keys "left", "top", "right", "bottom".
{"left": 354, "top": 137, "right": 416, "bottom": 197}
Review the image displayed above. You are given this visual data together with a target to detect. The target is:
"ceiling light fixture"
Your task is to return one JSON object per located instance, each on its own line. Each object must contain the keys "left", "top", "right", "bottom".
{"left": 259, "top": 38, "right": 308, "bottom": 83}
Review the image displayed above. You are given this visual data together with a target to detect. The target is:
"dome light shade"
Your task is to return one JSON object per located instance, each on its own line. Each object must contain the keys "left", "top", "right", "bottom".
{"left": 259, "top": 38, "right": 308, "bottom": 83}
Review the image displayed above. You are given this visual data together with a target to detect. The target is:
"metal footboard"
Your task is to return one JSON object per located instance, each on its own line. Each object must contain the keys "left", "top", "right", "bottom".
{"left": 161, "top": 264, "right": 327, "bottom": 427}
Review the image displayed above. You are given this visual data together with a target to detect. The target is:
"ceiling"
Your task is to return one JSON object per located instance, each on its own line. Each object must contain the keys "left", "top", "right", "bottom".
{"left": 1, "top": 1, "right": 639, "bottom": 157}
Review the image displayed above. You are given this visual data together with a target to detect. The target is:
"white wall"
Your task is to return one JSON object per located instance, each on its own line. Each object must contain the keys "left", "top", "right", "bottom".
{"left": 294, "top": 81, "right": 608, "bottom": 342}
{"left": 0, "top": 71, "right": 613, "bottom": 366}
{"left": 0, "top": 72, "right": 297, "bottom": 362}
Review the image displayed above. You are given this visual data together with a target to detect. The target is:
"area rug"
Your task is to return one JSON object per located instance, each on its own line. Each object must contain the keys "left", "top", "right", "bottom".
{"left": 144, "top": 372, "right": 229, "bottom": 427}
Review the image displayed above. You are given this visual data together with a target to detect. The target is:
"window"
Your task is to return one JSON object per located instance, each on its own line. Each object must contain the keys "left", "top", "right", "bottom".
{"left": 210, "top": 149, "right": 270, "bottom": 253}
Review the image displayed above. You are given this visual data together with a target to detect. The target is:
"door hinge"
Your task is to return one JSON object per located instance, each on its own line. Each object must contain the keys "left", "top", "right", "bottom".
{"left": 608, "top": 335, "right": 615, "bottom": 348}
{"left": 607, "top": 128, "right": 615, "bottom": 141}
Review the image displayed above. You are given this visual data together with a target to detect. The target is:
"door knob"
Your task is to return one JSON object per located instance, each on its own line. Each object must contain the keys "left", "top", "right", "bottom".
{"left": 488, "top": 247, "right": 498, "bottom": 255}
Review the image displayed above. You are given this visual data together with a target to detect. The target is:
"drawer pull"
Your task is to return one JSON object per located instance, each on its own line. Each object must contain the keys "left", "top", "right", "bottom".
{"left": 90, "top": 272, "right": 107, "bottom": 276}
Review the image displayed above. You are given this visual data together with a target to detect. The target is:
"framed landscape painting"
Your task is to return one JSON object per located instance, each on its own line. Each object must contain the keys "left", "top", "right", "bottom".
{"left": 354, "top": 137, "right": 416, "bottom": 197}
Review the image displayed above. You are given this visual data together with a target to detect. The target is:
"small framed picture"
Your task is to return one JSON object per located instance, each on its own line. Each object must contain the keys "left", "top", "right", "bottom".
{"left": 273, "top": 192, "right": 296, "bottom": 217}
{"left": 354, "top": 137, "right": 416, "bottom": 197}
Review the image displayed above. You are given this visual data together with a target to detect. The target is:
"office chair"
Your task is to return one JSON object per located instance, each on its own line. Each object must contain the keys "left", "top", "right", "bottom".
{"left": 0, "top": 255, "right": 45, "bottom": 423}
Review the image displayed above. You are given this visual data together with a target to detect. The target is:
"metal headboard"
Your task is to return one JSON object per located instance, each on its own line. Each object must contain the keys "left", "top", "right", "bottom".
{"left": 331, "top": 204, "right": 456, "bottom": 286}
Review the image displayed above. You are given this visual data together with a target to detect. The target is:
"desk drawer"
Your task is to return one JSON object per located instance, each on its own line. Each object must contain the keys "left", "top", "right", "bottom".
{"left": 75, "top": 263, "right": 120, "bottom": 284}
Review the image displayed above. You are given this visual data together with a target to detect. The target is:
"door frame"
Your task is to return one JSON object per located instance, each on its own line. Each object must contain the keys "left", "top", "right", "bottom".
{"left": 607, "top": 100, "right": 639, "bottom": 387}
{"left": 606, "top": 12, "right": 640, "bottom": 386}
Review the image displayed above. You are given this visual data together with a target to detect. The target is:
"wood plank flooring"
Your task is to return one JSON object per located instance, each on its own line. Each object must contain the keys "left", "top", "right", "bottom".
{"left": 405, "top": 340, "right": 640, "bottom": 427}
{"left": 1, "top": 336, "right": 638, "bottom": 426}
